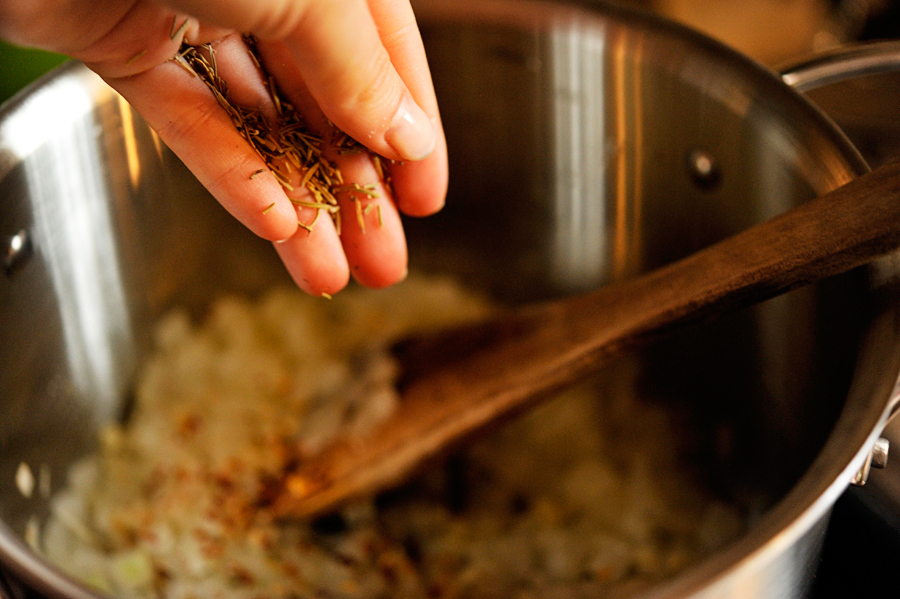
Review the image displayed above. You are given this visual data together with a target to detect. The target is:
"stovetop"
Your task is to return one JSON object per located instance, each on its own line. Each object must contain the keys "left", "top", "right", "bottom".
{"left": 813, "top": 489, "right": 900, "bottom": 597}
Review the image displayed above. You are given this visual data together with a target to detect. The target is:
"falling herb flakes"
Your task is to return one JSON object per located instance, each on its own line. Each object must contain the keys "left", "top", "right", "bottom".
{"left": 174, "top": 39, "right": 391, "bottom": 235}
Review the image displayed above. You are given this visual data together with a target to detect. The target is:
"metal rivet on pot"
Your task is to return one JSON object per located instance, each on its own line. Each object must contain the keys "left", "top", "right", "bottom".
{"left": 687, "top": 148, "right": 721, "bottom": 191}
{"left": 5, "top": 229, "right": 33, "bottom": 278}
{"left": 871, "top": 437, "right": 889, "bottom": 470}
{"left": 850, "top": 437, "right": 891, "bottom": 486}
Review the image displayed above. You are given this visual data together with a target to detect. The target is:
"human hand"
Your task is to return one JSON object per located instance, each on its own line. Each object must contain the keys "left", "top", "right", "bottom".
{"left": 0, "top": 0, "right": 447, "bottom": 296}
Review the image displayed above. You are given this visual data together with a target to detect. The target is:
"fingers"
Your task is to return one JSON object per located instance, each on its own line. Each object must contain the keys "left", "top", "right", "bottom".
{"left": 34, "top": 0, "right": 229, "bottom": 77}
{"left": 0, "top": 0, "right": 135, "bottom": 53}
{"left": 104, "top": 59, "right": 300, "bottom": 244}
{"left": 274, "top": 214, "right": 351, "bottom": 297}
{"left": 78, "top": 0, "right": 446, "bottom": 296}
{"left": 366, "top": 0, "right": 448, "bottom": 217}
{"left": 200, "top": 34, "right": 355, "bottom": 295}
{"left": 331, "top": 152, "right": 408, "bottom": 289}
{"left": 286, "top": 0, "right": 436, "bottom": 163}
{"left": 255, "top": 41, "right": 408, "bottom": 289}
{"left": 248, "top": 0, "right": 448, "bottom": 219}
{"left": 105, "top": 29, "right": 412, "bottom": 296}
{"left": 197, "top": 35, "right": 407, "bottom": 293}
{"left": 160, "top": 0, "right": 438, "bottom": 163}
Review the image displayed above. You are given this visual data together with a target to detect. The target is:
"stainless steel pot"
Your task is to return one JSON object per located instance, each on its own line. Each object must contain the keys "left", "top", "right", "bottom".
{"left": 781, "top": 40, "right": 900, "bottom": 539}
{"left": 2, "top": 1, "right": 899, "bottom": 597}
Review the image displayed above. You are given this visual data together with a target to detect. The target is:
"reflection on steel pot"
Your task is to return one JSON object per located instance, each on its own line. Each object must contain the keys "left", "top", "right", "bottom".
{"left": 781, "top": 40, "right": 900, "bottom": 542}
{"left": 781, "top": 40, "right": 900, "bottom": 170}
{"left": 1, "top": 0, "right": 899, "bottom": 597}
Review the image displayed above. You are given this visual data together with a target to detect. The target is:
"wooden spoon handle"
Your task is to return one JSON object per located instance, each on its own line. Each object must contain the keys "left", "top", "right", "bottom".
{"left": 610, "top": 160, "right": 900, "bottom": 331}
{"left": 275, "top": 160, "right": 900, "bottom": 519}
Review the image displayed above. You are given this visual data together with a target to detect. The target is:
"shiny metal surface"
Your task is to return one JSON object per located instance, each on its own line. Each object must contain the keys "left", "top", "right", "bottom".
{"left": 2, "top": 1, "right": 900, "bottom": 597}
{"left": 3, "top": 229, "right": 32, "bottom": 277}
{"left": 783, "top": 40, "right": 900, "bottom": 541}
{"left": 781, "top": 40, "right": 900, "bottom": 92}
{"left": 871, "top": 438, "right": 889, "bottom": 470}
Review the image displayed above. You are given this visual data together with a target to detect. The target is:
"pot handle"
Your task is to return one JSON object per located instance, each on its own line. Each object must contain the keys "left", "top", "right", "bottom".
{"left": 780, "top": 40, "right": 900, "bottom": 92}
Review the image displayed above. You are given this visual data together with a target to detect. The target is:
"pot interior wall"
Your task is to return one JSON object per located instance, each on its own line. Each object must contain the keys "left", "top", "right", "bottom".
{"left": 0, "top": 0, "right": 875, "bottom": 594}
{"left": 408, "top": 2, "right": 871, "bottom": 507}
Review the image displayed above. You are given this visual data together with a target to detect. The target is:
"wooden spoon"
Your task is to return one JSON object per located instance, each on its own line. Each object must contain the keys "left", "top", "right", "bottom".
{"left": 271, "top": 161, "right": 900, "bottom": 519}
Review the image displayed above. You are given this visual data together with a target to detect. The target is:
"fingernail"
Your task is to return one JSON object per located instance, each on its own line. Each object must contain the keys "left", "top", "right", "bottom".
{"left": 385, "top": 95, "right": 436, "bottom": 161}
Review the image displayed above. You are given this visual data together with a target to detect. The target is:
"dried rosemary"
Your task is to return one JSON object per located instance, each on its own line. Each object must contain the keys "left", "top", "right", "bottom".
{"left": 126, "top": 49, "right": 146, "bottom": 65}
{"left": 170, "top": 17, "right": 189, "bottom": 41}
{"left": 174, "top": 38, "right": 389, "bottom": 235}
